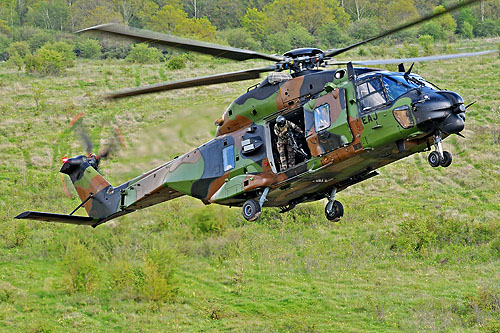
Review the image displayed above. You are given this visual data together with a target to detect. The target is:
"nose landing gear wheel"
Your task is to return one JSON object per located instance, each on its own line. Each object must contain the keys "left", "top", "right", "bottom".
{"left": 428, "top": 151, "right": 441, "bottom": 167}
{"left": 242, "top": 199, "right": 261, "bottom": 221}
{"left": 325, "top": 200, "right": 344, "bottom": 221}
{"left": 440, "top": 151, "right": 452, "bottom": 167}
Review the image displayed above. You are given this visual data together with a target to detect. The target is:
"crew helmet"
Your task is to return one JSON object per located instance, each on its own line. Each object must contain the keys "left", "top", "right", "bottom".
{"left": 276, "top": 116, "right": 286, "bottom": 127}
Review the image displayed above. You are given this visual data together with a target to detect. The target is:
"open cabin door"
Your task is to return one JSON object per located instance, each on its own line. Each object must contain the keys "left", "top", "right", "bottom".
{"left": 304, "top": 88, "right": 354, "bottom": 157}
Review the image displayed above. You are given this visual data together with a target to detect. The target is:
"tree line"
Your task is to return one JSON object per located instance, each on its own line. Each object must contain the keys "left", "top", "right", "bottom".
{"left": 1, "top": 0, "right": 499, "bottom": 51}
{"left": 0, "top": 0, "right": 499, "bottom": 76}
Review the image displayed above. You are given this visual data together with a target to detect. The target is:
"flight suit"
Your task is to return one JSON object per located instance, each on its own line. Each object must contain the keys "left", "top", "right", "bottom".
{"left": 274, "top": 120, "right": 303, "bottom": 170}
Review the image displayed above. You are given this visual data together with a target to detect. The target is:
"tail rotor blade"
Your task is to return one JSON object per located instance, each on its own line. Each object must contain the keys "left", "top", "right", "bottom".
{"left": 76, "top": 127, "right": 93, "bottom": 155}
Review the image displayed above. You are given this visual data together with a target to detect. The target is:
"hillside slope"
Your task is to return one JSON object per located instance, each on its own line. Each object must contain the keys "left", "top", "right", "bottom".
{"left": 0, "top": 45, "right": 499, "bottom": 331}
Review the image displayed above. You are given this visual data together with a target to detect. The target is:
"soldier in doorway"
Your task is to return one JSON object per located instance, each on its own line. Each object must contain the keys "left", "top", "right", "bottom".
{"left": 274, "top": 115, "right": 303, "bottom": 170}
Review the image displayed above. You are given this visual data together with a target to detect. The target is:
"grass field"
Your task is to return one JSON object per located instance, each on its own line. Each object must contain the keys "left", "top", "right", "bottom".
{"left": 0, "top": 39, "right": 499, "bottom": 332}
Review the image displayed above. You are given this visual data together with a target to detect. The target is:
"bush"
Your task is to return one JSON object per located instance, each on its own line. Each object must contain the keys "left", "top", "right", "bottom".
{"left": 126, "top": 43, "right": 163, "bottom": 64}
{"left": 0, "top": 19, "right": 11, "bottom": 36}
{"left": 28, "top": 31, "right": 55, "bottom": 52}
{"left": 419, "top": 21, "right": 446, "bottom": 41}
{"left": 417, "top": 35, "right": 434, "bottom": 55}
{"left": 77, "top": 38, "right": 102, "bottom": 59}
{"left": 461, "top": 21, "right": 474, "bottom": 39}
{"left": 137, "top": 248, "right": 178, "bottom": 303}
{"left": 8, "top": 53, "right": 24, "bottom": 70}
{"left": 318, "top": 22, "right": 351, "bottom": 49}
{"left": 348, "top": 18, "right": 380, "bottom": 41}
{"left": 6, "top": 41, "right": 30, "bottom": 58}
{"left": 390, "top": 214, "right": 499, "bottom": 256}
{"left": 404, "top": 42, "right": 419, "bottom": 57}
{"left": 43, "top": 41, "right": 75, "bottom": 66}
{"left": 265, "top": 22, "right": 314, "bottom": 53}
{"left": 265, "top": 31, "right": 292, "bottom": 54}
{"left": 25, "top": 47, "right": 66, "bottom": 76}
{"left": 474, "top": 19, "right": 500, "bottom": 37}
{"left": 218, "top": 28, "right": 261, "bottom": 51}
{"left": 190, "top": 205, "right": 227, "bottom": 235}
{"left": 287, "top": 22, "right": 315, "bottom": 49}
{"left": 166, "top": 55, "right": 186, "bottom": 70}
{"left": 0, "top": 34, "right": 10, "bottom": 60}
{"left": 63, "top": 240, "right": 100, "bottom": 293}
{"left": 109, "top": 258, "right": 135, "bottom": 291}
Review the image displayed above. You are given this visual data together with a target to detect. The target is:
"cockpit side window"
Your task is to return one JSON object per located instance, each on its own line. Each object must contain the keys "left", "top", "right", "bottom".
{"left": 314, "top": 104, "right": 331, "bottom": 132}
{"left": 382, "top": 77, "right": 410, "bottom": 101}
{"left": 222, "top": 145, "right": 235, "bottom": 171}
{"left": 357, "top": 76, "right": 388, "bottom": 113}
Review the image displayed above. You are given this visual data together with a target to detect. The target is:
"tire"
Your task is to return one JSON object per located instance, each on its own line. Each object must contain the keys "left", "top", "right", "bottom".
{"left": 440, "top": 151, "right": 452, "bottom": 167}
{"left": 325, "top": 200, "right": 343, "bottom": 221}
{"left": 428, "top": 151, "right": 441, "bottom": 167}
{"left": 242, "top": 199, "right": 261, "bottom": 221}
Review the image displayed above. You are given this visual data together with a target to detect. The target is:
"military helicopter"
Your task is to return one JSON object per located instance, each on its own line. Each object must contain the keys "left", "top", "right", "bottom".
{"left": 16, "top": 0, "right": 498, "bottom": 226}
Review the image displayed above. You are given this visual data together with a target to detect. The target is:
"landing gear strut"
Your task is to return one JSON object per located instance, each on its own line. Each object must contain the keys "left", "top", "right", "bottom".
{"left": 242, "top": 187, "right": 270, "bottom": 222}
{"left": 325, "top": 188, "right": 343, "bottom": 221}
{"left": 428, "top": 131, "right": 452, "bottom": 168}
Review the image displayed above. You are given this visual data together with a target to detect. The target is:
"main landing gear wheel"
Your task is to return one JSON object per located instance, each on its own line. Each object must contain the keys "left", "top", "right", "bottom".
{"left": 440, "top": 151, "right": 452, "bottom": 167}
{"left": 242, "top": 199, "right": 261, "bottom": 222}
{"left": 325, "top": 201, "right": 344, "bottom": 221}
{"left": 428, "top": 151, "right": 441, "bottom": 167}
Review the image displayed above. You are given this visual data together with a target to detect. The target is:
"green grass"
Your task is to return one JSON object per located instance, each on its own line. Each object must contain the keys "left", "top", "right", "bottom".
{"left": 1, "top": 38, "right": 500, "bottom": 331}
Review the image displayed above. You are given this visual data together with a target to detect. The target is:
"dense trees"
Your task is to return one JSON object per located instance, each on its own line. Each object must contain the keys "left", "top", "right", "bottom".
{"left": 0, "top": 0, "right": 498, "bottom": 66}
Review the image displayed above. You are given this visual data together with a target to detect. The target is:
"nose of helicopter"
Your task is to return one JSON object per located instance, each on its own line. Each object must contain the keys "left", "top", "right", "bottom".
{"left": 412, "top": 90, "right": 465, "bottom": 134}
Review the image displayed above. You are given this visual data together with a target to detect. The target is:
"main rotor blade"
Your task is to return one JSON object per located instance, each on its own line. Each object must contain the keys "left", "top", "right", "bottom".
{"left": 325, "top": 0, "right": 481, "bottom": 58}
{"left": 107, "top": 66, "right": 276, "bottom": 99}
{"left": 77, "top": 23, "right": 283, "bottom": 62}
{"left": 327, "top": 49, "right": 499, "bottom": 66}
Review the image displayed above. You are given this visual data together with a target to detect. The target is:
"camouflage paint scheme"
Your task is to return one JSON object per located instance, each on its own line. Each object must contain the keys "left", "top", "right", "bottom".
{"left": 20, "top": 66, "right": 465, "bottom": 226}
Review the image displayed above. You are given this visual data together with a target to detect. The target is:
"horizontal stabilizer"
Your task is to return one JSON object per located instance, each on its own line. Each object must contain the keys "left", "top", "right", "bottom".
{"left": 15, "top": 211, "right": 99, "bottom": 226}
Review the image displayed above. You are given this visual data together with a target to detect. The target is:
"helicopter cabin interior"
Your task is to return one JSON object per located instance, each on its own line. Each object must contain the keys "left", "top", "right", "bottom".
{"left": 266, "top": 85, "right": 354, "bottom": 174}
{"left": 268, "top": 107, "right": 311, "bottom": 173}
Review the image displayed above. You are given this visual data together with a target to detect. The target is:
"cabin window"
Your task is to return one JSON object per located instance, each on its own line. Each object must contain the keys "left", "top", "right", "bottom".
{"left": 314, "top": 104, "right": 331, "bottom": 132}
{"left": 357, "top": 76, "right": 388, "bottom": 113}
{"left": 222, "top": 145, "right": 235, "bottom": 171}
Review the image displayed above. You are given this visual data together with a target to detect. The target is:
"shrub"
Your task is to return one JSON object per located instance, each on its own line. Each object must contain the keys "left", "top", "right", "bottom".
{"left": 166, "top": 55, "right": 186, "bottom": 70}
{"left": 417, "top": 35, "right": 434, "bottom": 55}
{"left": 265, "top": 22, "right": 314, "bottom": 53}
{"left": 2, "top": 222, "right": 29, "bottom": 248}
{"left": 461, "top": 21, "right": 474, "bottom": 39}
{"left": 419, "top": 21, "right": 446, "bottom": 41}
{"left": 318, "top": 22, "right": 351, "bottom": 49}
{"left": 0, "top": 33, "right": 9, "bottom": 60}
{"left": 265, "top": 31, "right": 291, "bottom": 54}
{"left": 109, "top": 258, "right": 135, "bottom": 291}
{"left": 8, "top": 53, "right": 24, "bottom": 70}
{"left": 491, "top": 238, "right": 500, "bottom": 257}
{"left": 63, "top": 240, "right": 100, "bottom": 293}
{"left": 137, "top": 248, "right": 178, "bottom": 303}
{"left": 6, "top": 41, "right": 30, "bottom": 58}
{"left": 25, "top": 47, "right": 66, "bottom": 76}
{"left": 0, "top": 19, "right": 11, "bottom": 36}
{"left": 43, "top": 41, "right": 75, "bottom": 66}
{"left": 287, "top": 22, "right": 315, "bottom": 49}
{"left": 126, "top": 43, "right": 162, "bottom": 64}
{"left": 190, "top": 205, "right": 227, "bottom": 235}
{"left": 218, "top": 28, "right": 261, "bottom": 51}
{"left": 76, "top": 38, "right": 101, "bottom": 59}
{"left": 100, "top": 39, "right": 130, "bottom": 59}
{"left": 28, "top": 31, "right": 55, "bottom": 52}
{"left": 404, "top": 42, "right": 419, "bottom": 57}
{"left": 348, "top": 18, "right": 380, "bottom": 41}
{"left": 474, "top": 19, "right": 500, "bottom": 37}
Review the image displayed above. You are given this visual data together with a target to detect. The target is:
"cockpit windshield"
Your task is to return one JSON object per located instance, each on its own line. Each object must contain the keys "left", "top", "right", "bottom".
{"left": 382, "top": 74, "right": 435, "bottom": 101}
